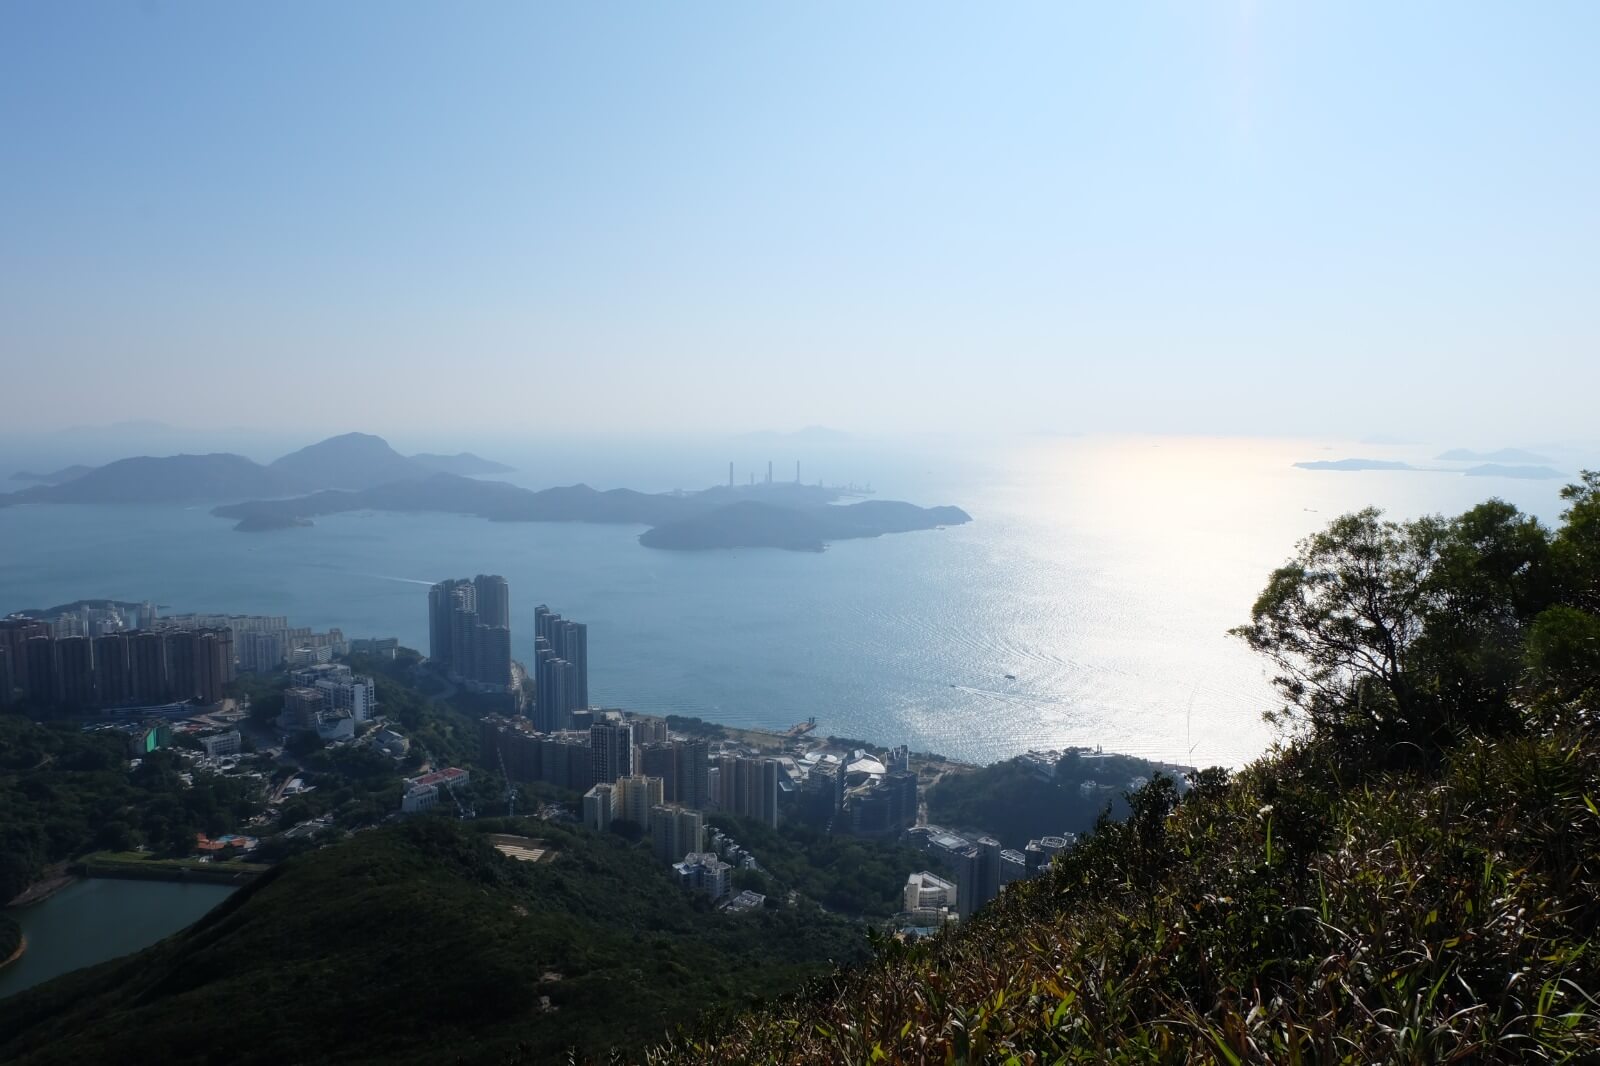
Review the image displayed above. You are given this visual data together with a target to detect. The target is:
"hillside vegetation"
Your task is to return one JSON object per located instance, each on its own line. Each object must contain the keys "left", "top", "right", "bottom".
{"left": 0, "top": 818, "right": 872, "bottom": 1065}
{"left": 652, "top": 475, "right": 1600, "bottom": 1063}
{"left": 0, "top": 717, "right": 260, "bottom": 902}
{"left": 926, "top": 750, "right": 1178, "bottom": 848}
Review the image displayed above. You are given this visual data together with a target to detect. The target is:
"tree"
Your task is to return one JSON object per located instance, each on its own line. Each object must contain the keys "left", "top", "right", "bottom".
{"left": 1231, "top": 508, "right": 1437, "bottom": 741}
{"left": 1524, "top": 604, "right": 1600, "bottom": 708}
{"left": 1406, "top": 500, "right": 1553, "bottom": 731}
{"left": 1234, "top": 501, "right": 1559, "bottom": 749}
{"left": 1553, "top": 471, "right": 1600, "bottom": 613}
{"left": 96, "top": 820, "right": 136, "bottom": 852}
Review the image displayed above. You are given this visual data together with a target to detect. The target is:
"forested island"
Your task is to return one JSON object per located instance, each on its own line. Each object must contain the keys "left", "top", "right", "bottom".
{"left": 213, "top": 474, "right": 969, "bottom": 551}
{"left": 0, "top": 429, "right": 969, "bottom": 551}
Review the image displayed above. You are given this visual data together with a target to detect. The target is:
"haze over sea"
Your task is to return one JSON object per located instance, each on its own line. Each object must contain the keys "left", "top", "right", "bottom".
{"left": 0, "top": 434, "right": 1581, "bottom": 768}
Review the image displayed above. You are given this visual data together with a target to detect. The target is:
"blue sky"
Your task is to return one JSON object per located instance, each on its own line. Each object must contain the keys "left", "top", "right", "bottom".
{"left": 2, "top": 2, "right": 1596, "bottom": 439}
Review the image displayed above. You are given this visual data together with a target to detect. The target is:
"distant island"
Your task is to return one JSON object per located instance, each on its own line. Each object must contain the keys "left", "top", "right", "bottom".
{"left": 1293, "top": 458, "right": 1417, "bottom": 472}
{"left": 638, "top": 498, "right": 971, "bottom": 552}
{"left": 214, "top": 474, "right": 969, "bottom": 551}
{"left": 1461, "top": 463, "right": 1565, "bottom": 480}
{"left": 1293, "top": 457, "right": 1566, "bottom": 480}
{"left": 1436, "top": 447, "right": 1554, "bottom": 464}
{"left": 0, "top": 433, "right": 517, "bottom": 506}
{"left": 0, "top": 430, "right": 968, "bottom": 551}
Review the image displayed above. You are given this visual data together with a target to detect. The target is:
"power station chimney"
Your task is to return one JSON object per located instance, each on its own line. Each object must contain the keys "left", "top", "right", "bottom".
{"left": 728, "top": 461, "right": 733, "bottom": 488}
{"left": 796, "top": 460, "right": 800, "bottom": 483}
{"left": 766, "top": 460, "right": 772, "bottom": 484}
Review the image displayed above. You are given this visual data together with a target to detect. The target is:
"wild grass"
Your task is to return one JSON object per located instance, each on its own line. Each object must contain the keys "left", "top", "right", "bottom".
{"left": 648, "top": 727, "right": 1600, "bottom": 1064}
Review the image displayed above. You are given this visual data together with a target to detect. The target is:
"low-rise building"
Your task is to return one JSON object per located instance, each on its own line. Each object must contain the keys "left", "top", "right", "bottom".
{"left": 401, "top": 783, "right": 439, "bottom": 814}
{"left": 200, "top": 731, "right": 242, "bottom": 759}
{"left": 405, "top": 767, "right": 470, "bottom": 793}
{"left": 121, "top": 719, "right": 171, "bottom": 757}
{"left": 904, "top": 870, "right": 958, "bottom": 913}
{"left": 674, "top": 851, "right": 732, "bottom": 901}
{"left": 373, "top": 728, "right": 410, "bottom": 757}
{"left": 722, "top": 889, "right": 766, "bottom": 913}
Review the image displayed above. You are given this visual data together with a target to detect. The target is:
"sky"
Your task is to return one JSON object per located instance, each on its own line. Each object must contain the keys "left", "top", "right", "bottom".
{"left": 1, "top": 2, "right": 1596, "bottom": 441}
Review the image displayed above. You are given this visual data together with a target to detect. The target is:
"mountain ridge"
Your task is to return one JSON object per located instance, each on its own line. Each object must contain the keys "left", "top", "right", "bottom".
{"left": 0, "top": 434, "right": 515, "bottom": 507}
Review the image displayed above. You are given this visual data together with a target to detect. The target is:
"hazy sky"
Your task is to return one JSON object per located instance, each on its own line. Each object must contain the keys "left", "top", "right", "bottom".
{"left": 2, "top": 3, "right": 1596, "bottom": 440}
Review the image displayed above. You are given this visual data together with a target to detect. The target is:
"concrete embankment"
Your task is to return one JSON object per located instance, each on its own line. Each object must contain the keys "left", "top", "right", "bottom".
{"left": 77, "top": 858, "right": 267, "bottom": 887}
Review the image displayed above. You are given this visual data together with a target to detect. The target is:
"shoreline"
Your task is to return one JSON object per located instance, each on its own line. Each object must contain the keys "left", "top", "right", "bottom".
{"left": 0, "top": 932, "right": 26, "bottom": 974}
{"left": 6, "top": 872, "right": 78, "bottom": 908}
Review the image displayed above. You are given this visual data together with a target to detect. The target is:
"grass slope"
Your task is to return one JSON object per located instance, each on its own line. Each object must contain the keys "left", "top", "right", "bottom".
{"left": 0, "top": 818, "right": 871, "bottom": 1065}
{"left": 653, "top": 728, "right": 1600, "bottom": 1063}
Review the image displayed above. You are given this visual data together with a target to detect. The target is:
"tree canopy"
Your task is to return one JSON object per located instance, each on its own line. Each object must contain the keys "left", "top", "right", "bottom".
{"left": 1232, "top": 472, "right": 1600, "bottom": 752}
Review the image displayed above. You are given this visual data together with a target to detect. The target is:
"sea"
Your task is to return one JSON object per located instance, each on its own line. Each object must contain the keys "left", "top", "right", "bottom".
{"left": 0, "top": 433, "right": 1584, "bottom": 769}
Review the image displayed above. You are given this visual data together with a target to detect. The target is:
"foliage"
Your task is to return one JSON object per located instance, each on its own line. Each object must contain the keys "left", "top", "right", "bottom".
{"left": 0, "top": 716, "right": 261, "bottom": 902}
{"left": 1232, "top": 479, "right": 1600, "bottom": 752}
{"left": 651, "top": 727, "right": 1600, "bottom": 1063}
{"left": 926, "top": 751, "right": 1174, "bottom": 848}
{"left": 351, "top": 654, "right": 481, "bottom": 767}
{"left": 664, "top": 714, "right": 728, "bottom": 739}
{"left": 708, "top": 814, "right": 933, "bottom": 917}
{"left": 0, "top": 818, "right": 872, "bottom": 1065}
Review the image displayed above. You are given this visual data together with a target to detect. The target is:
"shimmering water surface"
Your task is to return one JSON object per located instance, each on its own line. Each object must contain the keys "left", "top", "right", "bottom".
{"left": 0, "top": 436, "right": 1574, "bottom": 767}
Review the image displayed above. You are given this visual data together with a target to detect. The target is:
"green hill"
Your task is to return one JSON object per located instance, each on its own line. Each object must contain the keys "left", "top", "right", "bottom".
{"left": 0, "top": 818, "right": 871, "bottom": 1065}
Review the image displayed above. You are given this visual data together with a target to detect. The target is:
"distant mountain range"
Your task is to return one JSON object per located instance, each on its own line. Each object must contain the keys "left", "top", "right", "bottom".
{"left": 1294, "top": 457, "right": 1566, "bottom": 480}
{"left": 1, "top": 433, "right": 515, "bottom": 505}
{"left": 1461, "top": 463, "right": 1565, "bottom": 480}
{"left": 0, "top": 430, "right": 967, "bottom": 551}
{"left": 1293, "top": 458, "right": 1417, "bottom": 472}
{"left": 1436, "top": 447, "right": 1554, "bottom": 464}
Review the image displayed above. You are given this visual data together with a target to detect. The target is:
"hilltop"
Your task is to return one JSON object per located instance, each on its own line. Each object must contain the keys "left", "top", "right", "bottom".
{"left": 0, "top": 433, "right": 517, "bottom": 506}
{"left": 0, "top": 818, "right": 872, "bottom": 1065}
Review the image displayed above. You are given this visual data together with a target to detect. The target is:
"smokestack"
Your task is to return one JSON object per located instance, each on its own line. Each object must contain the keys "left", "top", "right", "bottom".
{"left": 728, "top": 461, "right": 733, "bottom": 488}
{"left": 796, "top": 460, "right": 800, "bottom": 483}
{"left": 767, "top": 460, "right": 772, "bottom": 484}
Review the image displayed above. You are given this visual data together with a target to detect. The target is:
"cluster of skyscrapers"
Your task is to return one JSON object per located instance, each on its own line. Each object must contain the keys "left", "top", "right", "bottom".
{"left": 532, "top": 605, "right": 587, "bottom": 731}
{"left": 481, "top": 711, "right": 783, "bottom": 833}
{"left": 0, "top": 618, "right": 235, "bottom": 711}
{"left": 427, "top": 576, "right": 513, "bottom": 692}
